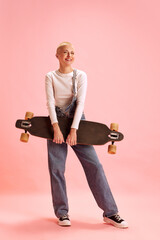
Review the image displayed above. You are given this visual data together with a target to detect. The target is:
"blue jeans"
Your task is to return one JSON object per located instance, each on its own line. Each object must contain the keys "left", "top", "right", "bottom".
{"left": 47, "top": 114, "right": 118, "bottom": 218}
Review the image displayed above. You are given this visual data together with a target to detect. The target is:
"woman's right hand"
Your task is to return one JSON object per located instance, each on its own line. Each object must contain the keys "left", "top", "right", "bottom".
{"left": 52, "top": 123, "right": 64, "bottom": 144}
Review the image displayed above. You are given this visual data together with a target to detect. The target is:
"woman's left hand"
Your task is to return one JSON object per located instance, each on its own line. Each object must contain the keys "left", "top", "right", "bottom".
{"left": 66, "top": 128, "right": 77, "bottom": 146}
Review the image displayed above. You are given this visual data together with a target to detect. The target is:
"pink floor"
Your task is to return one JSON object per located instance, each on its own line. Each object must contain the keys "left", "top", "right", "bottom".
{"left": 1, "top": 190, "right": 159, "bottom": 240}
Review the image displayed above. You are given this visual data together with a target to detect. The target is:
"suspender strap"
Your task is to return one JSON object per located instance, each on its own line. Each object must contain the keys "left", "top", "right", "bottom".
{"left": 72, "top": 69, "right": 77, "bottom": 96}
{"left": 64, "top": 69, "right": 77, "bottom": 113}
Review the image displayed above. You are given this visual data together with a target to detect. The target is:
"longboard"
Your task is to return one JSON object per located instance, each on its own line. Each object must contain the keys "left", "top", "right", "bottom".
{"left": 15, "top": 112, "right": 124, "bottom": 154}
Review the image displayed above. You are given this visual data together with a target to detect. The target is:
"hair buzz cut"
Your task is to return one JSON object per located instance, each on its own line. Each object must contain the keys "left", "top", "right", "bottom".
{"left": 56, "top": 41, "right": 73, "bottom": 54}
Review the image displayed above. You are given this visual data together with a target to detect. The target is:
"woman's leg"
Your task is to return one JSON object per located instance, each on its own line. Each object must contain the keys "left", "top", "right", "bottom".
{"left": 47, "top": 140, "right": 69, "bottom": 218}
{"left": 71, "top": 144, "right": 118, "bottom": 217}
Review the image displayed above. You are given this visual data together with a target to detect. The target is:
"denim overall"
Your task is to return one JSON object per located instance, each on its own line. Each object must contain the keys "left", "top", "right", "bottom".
{"left": 47, "top": 69, "right": 118, "bottom": 218}
{"left": 55, "top": 69, "right": 85, "bottom": 119}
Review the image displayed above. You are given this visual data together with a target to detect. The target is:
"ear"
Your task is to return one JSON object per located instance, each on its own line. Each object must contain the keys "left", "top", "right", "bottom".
{"left": 56, "top": 54, "right": 58, "bottom": 58}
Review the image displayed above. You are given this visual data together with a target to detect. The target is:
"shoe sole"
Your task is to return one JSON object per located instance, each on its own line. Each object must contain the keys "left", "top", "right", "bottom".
{"left": 58, "top": 220, "right": 71, "bottom": 227}
{"left": 59, "top": 224, "right": 71, "bottom": 227}
{"left": 103, "top": 217, "right": 128, "bottom": 229}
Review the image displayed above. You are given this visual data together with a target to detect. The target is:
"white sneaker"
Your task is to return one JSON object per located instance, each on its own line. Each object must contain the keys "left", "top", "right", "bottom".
{"left": 103, "top": 214, "right": 128, "bottom": 228}
{"left": 58, "top": 215, "right": 71, "bottom": 227}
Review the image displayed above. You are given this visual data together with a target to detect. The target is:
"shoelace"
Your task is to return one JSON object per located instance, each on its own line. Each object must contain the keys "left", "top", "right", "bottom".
{"left": 61, "top": 215, "right": 69, "bottom": 220}
{"left": 114, "top": 214, "right": 122, "bottom": 221}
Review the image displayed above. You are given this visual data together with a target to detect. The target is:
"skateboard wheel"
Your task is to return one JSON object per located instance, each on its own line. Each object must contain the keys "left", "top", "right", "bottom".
{"left": 108, "top": 144, "right": 116, "bottom": 154}
{"left": 25, "top": 112, "right": 34, "bottom": 120}
{"left": 110, "top": 123, "right": 119, "bottom": 131}
{"left": 20, "top": 133, "right": 29, "bottom": 142}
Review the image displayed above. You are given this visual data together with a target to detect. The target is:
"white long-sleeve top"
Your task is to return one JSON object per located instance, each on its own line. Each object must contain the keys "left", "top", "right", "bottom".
{"left": 45, "top": 69, "right": 87, "bottom": 129}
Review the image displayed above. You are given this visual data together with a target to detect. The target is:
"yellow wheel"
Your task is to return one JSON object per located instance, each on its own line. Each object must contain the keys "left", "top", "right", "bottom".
{"left": 25, "top": 112, "right": 34, "bottom": 120}
{"left": 110, "top": 123, "right": 119, "bottom": 131}
{"left": 108, "top": 145, "right": 116, "bottom": 154}
{"left": 20, "top": 133, "right": 29, "bottom": 142}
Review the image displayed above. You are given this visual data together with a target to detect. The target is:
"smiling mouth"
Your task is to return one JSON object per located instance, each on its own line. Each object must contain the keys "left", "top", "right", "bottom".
{"left": 65, "top": 59, "right": 72, "bottom": 61}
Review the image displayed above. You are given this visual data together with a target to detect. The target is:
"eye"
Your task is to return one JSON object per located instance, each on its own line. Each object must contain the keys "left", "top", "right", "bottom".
{"left": 63, "top": 51, "right": 74, "bottom": 55}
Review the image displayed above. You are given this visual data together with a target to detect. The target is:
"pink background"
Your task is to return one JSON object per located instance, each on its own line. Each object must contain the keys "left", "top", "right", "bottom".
{"left": 0, "top": 0, "right": 160, "bottom": 239}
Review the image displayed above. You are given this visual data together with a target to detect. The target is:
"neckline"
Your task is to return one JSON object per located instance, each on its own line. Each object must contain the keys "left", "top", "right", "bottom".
{"left": 56, "top": 68, "right": 75, "bottom": 76}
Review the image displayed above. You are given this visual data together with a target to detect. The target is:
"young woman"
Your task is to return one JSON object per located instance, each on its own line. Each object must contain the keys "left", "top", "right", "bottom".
{"left": 45, "top": 42, "right": 128, "bottom": 228}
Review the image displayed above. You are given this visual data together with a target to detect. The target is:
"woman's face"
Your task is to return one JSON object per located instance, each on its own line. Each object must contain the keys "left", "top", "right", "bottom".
{"left": 56, "top": 44, "right": 75, "bottom": 66}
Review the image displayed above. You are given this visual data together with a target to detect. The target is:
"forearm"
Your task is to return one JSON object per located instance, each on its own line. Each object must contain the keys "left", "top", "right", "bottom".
{"left": 71, "top": 74, "right": 87, "bottom": 129}
{"left": 45, "top": 74, "right": 58, "bottom": 125}
{"left": 71, "top": 102, "right": 85, "bottom": 129}
{"left": 52, "top": 122, "right": 60, "bottom": 131}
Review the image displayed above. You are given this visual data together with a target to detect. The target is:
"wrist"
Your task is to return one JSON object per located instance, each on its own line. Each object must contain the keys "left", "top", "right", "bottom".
{"left": 52, "top": 122, "right": 60, "bottom": 131}
{"left": 70, "top": 128, "right": 77, "bottom": 132}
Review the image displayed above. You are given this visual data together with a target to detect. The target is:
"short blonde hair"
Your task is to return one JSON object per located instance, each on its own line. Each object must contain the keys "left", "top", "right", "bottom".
{"left": 56, "top": 41, "right": 73, "bottom": 54}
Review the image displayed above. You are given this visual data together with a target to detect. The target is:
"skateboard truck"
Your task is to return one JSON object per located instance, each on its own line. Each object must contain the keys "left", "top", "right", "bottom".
{"left": 109, "top": 132, "right": 119, "bottom": 140}
{"left": 21, "top": 121, "right": 32, "bottom": 128}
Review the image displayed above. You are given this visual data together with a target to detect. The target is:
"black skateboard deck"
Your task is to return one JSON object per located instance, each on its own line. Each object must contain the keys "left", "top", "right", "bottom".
{"left": 15, "top": 116, "right": 124, "bottom": 145}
